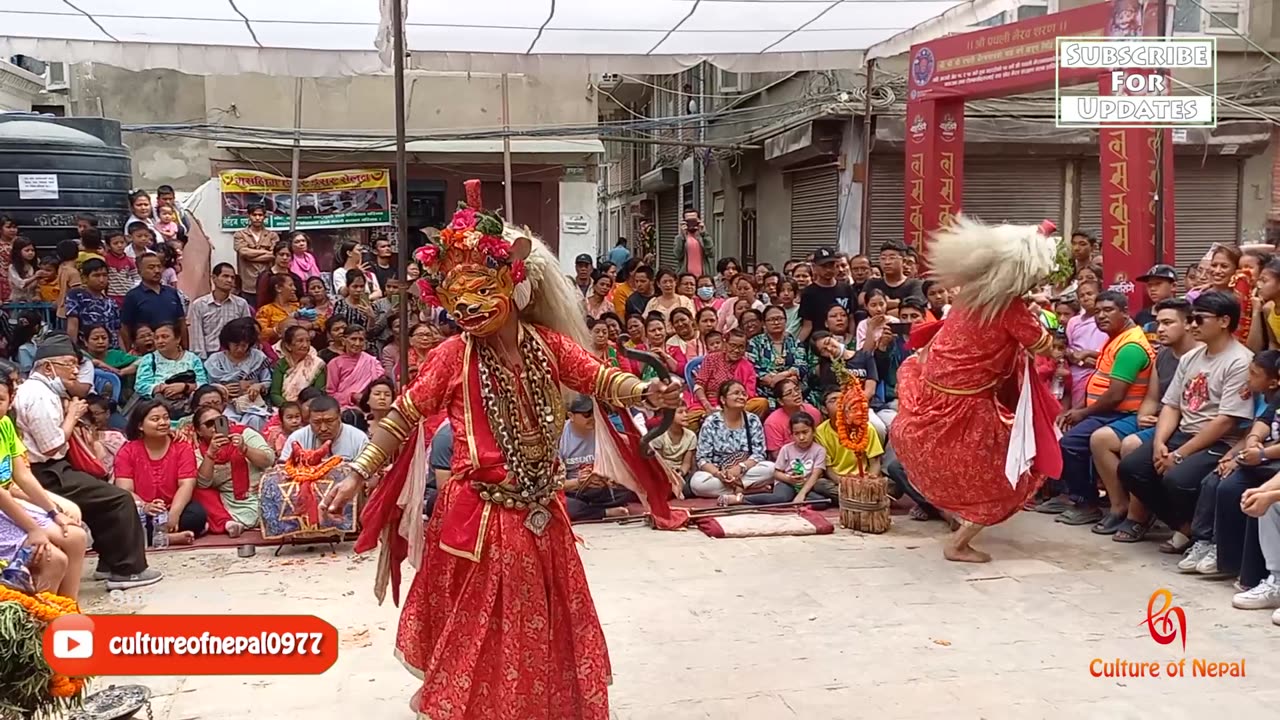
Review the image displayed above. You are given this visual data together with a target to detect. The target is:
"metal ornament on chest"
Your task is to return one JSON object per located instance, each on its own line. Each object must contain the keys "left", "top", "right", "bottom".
{"left": 472, "top": 328, "right": 566, "bottom": 536}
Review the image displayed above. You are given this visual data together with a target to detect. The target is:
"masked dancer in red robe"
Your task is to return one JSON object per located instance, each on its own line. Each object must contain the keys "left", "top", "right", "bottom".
{"left": 891, "top": 217, "right": 1064, "bottom": 563}
{"left": 323, "top": 181, "right": 687, "bottom": 720}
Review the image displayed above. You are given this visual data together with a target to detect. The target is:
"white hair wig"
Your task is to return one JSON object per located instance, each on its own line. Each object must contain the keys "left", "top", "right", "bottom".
{"left": 927, "top": 214, "right": 1058, "bottom": 322}
{"left": 504, "top": 225, "right": 591, "bottom": 347}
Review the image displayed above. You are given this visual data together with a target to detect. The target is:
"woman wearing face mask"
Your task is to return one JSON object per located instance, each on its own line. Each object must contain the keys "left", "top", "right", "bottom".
{"left": 694, "top": 275, "right": 721, "bottom": 311}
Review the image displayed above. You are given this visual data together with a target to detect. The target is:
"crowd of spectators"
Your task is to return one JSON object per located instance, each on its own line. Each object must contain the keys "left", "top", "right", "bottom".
{"left": 5, "top": 198, "right": 1280, "bottom": 632}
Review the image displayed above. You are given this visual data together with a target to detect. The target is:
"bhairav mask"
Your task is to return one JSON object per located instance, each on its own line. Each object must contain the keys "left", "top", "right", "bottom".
{"left": 414, "top": 180, "right": 532, "bottom": 337}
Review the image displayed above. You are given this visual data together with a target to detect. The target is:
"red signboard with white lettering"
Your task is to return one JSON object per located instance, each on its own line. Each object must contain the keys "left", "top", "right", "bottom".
{"left": 907, "top": 2, "right": 1113, "bottom": 102}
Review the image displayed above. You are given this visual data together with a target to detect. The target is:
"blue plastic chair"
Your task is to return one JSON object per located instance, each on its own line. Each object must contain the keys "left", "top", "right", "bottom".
{"left": 684, "top": 355, "right": 704, "bottom": 392}
{"left": 93, "top": 368, "right": 122, "bottom": 404}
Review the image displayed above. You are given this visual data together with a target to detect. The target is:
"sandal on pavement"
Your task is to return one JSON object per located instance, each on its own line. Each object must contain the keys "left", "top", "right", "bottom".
{"left": 1057, "top": 506, "right": 1104, "bottom": 526}
{"left": 1034, "top": 496, "right": 1073, "bottom": 514}
{"left": 1112, "top": 518, "right": 1152, "bottom": 543}
{"left": 908, "top": 505, "right": 933, "bottom": 521}
{"left": 1091, "top": 512, "right": 1128, "bottom": 535}
{"left": 1158, "top": 532, "right": 1192, "bottom": 554}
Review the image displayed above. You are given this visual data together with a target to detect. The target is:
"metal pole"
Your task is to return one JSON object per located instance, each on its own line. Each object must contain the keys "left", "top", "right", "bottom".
{"left": 858, "top": 60, "right": 875, "bottom": 256}
{"left": 501, "top": 73, "right": 514, "bottom": 218}
{"left": 1153, "top": 0, "right": 1169, "bottom": 267}
{"left": 289, "top": 78, "right": 303, "bottom": 232}
{"left": 393, "top": 0, "right": 410, "bottom": 388}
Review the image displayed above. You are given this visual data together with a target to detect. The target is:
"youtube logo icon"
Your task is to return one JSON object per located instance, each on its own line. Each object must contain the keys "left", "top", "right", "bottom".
{"left": 43, "top": 614, "right": 96, "bottom": 675}
{"left": 53, "top": 629, "right": 93, "bottom": 659}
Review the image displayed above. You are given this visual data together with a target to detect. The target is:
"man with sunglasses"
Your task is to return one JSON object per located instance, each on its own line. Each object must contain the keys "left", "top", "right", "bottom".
{"left": 558, "top": 395, "right": 636, "bottom": 521}
{"left": 1118, "top": 291, "right": 1255, "bottom": 556}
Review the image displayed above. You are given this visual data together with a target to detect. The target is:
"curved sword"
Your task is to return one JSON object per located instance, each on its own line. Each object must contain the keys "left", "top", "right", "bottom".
{"left": 617, "top": 338, "right": 675, "bottom": 457}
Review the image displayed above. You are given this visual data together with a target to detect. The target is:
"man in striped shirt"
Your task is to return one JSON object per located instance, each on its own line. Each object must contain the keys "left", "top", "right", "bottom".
{"left": 186, "top": 262, "right": 253, "bottom": 359}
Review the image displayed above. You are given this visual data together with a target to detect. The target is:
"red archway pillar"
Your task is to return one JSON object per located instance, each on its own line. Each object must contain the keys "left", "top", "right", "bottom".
{"left": 903, "top": 97, "right": 965, "bottom": 268}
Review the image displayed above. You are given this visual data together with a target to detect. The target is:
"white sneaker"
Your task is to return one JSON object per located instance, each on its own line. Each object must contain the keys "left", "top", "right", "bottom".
{"left": 1233, "top": 576, "right": 1280, "bottom": 610}
{"left": 226, "top": 521, "right": 244, "bottom": 538}
{"left": 1177, "top": 540, "right": 1212, "bottom": 573}
{"left": 1195, "top": 546, "right": 1220, "bottom": 575}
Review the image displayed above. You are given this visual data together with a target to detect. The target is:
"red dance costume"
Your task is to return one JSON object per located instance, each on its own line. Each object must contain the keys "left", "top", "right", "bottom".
{"left": 357, "top": 326, "right": 683, "bottom": 720}
{"left": 891, "top": 302, "right": 1062, "bottom": 526}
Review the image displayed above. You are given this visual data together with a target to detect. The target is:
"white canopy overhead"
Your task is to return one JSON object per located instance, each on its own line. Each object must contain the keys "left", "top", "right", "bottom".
{"left": 1, "top": 0, "right": 1020, "bottom": 76}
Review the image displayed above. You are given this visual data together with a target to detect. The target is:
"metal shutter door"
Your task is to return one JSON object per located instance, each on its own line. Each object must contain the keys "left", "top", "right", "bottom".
{"left": 657, "top": 188, "right": 680, "bottom": 271}
{"left": 790, "top": 167, "right": 839, "bottom": 261}
{"left": 868, "top": 157, "right": 905, "bottom": 257}
{"left": 1078, "top": 157, "right": 1239, "bottom": 272}
{"left": 1079, "top": 160, "right": 1102, "bottom": 242}
{"left": 1173, "top": 157, "right": 1240, "bottom": 271}
{"left": 963, "top": 158, "right": 1065, "bottom": 227}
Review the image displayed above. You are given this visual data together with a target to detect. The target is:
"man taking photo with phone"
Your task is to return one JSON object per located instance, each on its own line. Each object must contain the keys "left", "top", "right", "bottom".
{"left": 674, "top": 206, "right": 715, "bottom": 278}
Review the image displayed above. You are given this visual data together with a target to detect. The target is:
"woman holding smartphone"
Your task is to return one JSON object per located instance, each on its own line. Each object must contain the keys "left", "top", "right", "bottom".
{"left": 191, "top": 406, "right": 275, "bottom": 537}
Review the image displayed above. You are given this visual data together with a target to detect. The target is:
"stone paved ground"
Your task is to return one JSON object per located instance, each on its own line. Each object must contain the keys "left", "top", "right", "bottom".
{"left": 82, "top": 511, "right": 1278, "bottom": 719}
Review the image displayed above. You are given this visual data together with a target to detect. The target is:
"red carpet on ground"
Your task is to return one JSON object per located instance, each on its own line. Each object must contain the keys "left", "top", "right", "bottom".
{"left": 124, "top": 495, "right": 890, "bottom": 554}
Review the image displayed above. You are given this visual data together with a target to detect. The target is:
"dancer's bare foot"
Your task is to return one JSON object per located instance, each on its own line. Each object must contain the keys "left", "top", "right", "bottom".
{"left": 943, "top": 544, "right": 992, "bottom": 563}
{"left": 943, "top": 519, "right": 989, "bottom": 562}
{"left": 165, "top": 531, "right": 196, "bottom": 546}
{"left": 409, "top": 688, "right": 422, "bottom": 713}
{"left": 604, "top": 507, "right": 630, "bottom": 518}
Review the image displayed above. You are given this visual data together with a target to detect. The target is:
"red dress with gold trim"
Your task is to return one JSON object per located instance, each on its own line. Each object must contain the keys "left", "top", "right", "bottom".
{"left": 891, "top": 302, "right": 1058, "bottom": 526}
{"left": 356, "top": 324, "right": 682, "bottom": 720}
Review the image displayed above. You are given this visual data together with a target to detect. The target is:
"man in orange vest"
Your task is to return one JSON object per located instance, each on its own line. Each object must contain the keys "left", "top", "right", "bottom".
{"left": 1055, "top": 291, "right": 1155, "bottom": 526}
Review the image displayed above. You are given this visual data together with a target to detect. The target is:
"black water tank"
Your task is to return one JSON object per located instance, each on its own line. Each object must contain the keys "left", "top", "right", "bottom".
{"left": 0, "top": 116, "right": 132, "bottom": 249}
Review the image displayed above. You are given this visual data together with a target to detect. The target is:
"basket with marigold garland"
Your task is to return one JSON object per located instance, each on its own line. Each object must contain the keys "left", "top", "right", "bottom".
{"left": 830, "top": 362, "right": 891, "bottom": 534}
{"left": 0, "top": 585, "right": 88, "bottom": 719}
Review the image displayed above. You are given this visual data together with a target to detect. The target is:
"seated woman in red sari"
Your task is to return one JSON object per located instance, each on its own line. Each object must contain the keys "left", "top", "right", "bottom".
{"left": 892, "top": 217, "right": 1063, "bottom": 564}
{"left": 321, "top": 180, "right": 685, "bottom": 720}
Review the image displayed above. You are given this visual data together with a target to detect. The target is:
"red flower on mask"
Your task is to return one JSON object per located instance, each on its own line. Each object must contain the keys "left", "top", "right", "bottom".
{"left": 417, "top": 279, "right": 441, "bottom": 307}
{"left": 449, "top": 208, "right": 478, "bottom": 232}
{"left": 476, "top": 235, "right": 510, "bottom": 262}
{"left": 415, "top": 244, "right": 440, "bottom": 267}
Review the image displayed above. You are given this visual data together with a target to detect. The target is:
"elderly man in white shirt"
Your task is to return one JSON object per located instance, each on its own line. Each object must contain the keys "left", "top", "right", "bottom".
{"left": 14, "top": 334, "right": 162, "bottom": 590}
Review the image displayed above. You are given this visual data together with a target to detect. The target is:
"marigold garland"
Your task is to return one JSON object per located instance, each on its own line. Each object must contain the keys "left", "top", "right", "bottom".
{"left": 0, "top": 588, "right": 87, "bottom": 717}
{"left": 833, "top": 386, "right": 871, "bottom": 457}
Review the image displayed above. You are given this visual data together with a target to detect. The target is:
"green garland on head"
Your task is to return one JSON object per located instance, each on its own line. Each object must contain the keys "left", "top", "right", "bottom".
{"left": 1047, "top": 237, "right": 1074, "bottom": 289}
{"left": 0, "top": 601, "right": 75, "bottom": 719}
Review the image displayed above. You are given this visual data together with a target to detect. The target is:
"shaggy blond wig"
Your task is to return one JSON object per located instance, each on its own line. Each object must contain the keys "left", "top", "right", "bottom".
{"left": 927, "top": 215, "right": 1058, "bottom": 322}
{"left": 503, "top": 224, "right": 592, "bottom": 347}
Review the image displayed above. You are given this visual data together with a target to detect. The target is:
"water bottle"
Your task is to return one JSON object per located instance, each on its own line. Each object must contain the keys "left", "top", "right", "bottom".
{"left": 152, "top": 512, "right": 170, "bottom": 549}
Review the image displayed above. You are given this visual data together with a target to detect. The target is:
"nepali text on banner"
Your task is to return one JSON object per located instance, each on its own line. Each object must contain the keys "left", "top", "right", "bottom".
{"left": 219, "top": 168, "right": 392, "bottom": 231}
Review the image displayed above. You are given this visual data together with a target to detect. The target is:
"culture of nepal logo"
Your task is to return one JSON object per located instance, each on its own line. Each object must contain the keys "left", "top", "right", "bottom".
{"left": 1088, "top": 589, "right": 1246, "bottom": 679}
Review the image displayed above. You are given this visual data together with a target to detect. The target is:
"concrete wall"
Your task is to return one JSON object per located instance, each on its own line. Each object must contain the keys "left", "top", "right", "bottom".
{"left": 203, "top": 72, "right": 596, "bottom": 132}
{"left": 70, "top": 67, "right": 597, "bottom": 191}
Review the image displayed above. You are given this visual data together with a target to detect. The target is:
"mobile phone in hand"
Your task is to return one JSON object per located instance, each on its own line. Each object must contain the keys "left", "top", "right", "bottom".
{"left": 213, "top": 416, "right": 231, "bottom": 436}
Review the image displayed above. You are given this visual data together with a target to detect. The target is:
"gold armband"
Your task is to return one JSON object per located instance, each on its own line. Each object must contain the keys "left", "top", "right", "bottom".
{"left": 377, "top": 414, "right": 411, "bottom": 443}
{"left": 393, "top": 393, "right": 422, "bottom": 425}
{"left": 595, "top": 367, "right": 651, "bottom": 408}
{"left": 350, "top": 444, "right": 390, "bottom": 480}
